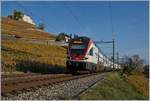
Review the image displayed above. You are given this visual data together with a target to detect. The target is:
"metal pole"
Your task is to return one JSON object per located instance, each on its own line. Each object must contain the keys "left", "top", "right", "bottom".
{"left": 117, "top": 52, "right": 119, "bottom": 68}
{"left": 113, "top": 39, "right": 115, "bottom": 69}
{"left": 117, "top": 52, "right": 119, "bottom": 64}
{"left": 95, "top": 40, "right": 115, "bottom": 69}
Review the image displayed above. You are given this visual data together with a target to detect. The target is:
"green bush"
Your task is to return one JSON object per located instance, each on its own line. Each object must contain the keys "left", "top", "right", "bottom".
{"left": 143, "top": 65, "right": 149, "bottom": 78}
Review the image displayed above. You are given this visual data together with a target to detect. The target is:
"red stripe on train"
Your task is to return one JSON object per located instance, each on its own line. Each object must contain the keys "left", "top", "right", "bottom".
{"left": 71, "top": 39, "right": 93, "bottom": 60}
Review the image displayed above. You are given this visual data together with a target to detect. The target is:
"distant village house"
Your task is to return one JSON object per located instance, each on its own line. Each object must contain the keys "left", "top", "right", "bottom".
{"left": 56, "top": 33, "right": 71, "bottom": 43}
{"left": 22, "top": 14, "right": 35, "bottom": 25}
{"left": 8, "top": 10, "right": 36, "bottom": 25}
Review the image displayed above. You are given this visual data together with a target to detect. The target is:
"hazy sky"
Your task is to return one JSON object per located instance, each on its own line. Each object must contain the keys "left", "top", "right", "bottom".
{"left": 1, "top": 1, "right": 149, "bottom": 64}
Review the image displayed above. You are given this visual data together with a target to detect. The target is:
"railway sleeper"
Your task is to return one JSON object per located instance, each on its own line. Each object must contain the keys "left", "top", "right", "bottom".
{"left": 2, "top": 74, "right": 96, "bottom": 94}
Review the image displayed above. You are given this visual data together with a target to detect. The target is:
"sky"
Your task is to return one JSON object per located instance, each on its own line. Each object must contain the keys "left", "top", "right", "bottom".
{"left": 1, "top": 1, "right": 149, "bottom": 64}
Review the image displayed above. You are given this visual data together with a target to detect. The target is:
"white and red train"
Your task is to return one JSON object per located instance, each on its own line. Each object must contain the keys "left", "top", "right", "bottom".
{"left": 66, "top": 36, "right": 120, "bottom": 73}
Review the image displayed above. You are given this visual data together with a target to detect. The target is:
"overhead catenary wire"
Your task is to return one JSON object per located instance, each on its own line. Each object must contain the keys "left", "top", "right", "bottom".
{"left": 109, "top": 2, "right": 116, "bottom": 68}
{"left": 62, "top": 2, "right": 98, "bottom": 37}
{"left": 108, "top": 2, "right": 115, "bottom": 40}
{"left": 62, "top": 2, "right": 84, "bottom": 33}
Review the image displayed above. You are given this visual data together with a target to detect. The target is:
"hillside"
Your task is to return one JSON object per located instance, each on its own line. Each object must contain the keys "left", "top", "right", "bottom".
{"left": 1, "top": 17, "right": 67, "bottom": 74}
{"left": 1, "top": 17, "right": 56, "bottom": 40}
{"left": 2, "top": 40, "right": 67, "bottom": 74}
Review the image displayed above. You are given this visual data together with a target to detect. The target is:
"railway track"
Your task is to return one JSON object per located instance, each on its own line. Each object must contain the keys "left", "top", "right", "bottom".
{"left": 1, "top": 73, "right": 38, "bottom": 80}
{"left": 1, "top": 73, "right": 98, "bottom": 95}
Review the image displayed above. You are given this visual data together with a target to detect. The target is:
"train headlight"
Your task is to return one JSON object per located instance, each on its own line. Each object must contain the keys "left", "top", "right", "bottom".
{"left": 67, "top": 56, "right": 71, "bottom": 59}
{"left": 83, "top": 57, "right": 88, "bottom": 60}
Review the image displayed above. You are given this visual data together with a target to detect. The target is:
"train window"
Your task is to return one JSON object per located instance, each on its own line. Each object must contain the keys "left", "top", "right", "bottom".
{"left": 89, "top": 48, "right": 93, "bottom": 56}
{"left": 95, "top": 53, "right": 98, "bottom": 58}
{"left": 70, "top": 49, "right": 84, "bottom": 55}
{"left": 70, "top": 45, "right": 86, "bottom": 49}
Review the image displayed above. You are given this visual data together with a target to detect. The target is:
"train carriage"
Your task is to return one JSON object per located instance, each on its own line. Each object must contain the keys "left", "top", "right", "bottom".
{"left": 66, "top": 36, "right": 118, "bottom": 73}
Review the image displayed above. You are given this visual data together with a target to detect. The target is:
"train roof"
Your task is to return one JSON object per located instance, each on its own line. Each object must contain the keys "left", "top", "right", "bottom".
{"left": 72, "top": 36, "right": 90, "bottom": 40}
{"left": 94, "top": 42, "right": 113, "bottom": 63}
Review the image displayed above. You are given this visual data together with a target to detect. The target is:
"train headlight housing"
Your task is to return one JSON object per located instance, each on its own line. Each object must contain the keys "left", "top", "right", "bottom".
{"left": 67, "top": 56, "right": 71, "bottom": 59}
{"left": 83, "top": 57, "right": 88, "bottom": 60}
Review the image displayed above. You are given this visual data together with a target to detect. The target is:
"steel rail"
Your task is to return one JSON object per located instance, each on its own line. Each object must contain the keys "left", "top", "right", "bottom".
{"left": 1, "top": 73, "right": 97, "bottom": 95}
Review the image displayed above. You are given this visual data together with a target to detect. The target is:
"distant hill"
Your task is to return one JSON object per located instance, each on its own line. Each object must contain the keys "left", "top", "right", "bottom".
{"left": 1, "top": 17, "right": 56, "bottom": 40}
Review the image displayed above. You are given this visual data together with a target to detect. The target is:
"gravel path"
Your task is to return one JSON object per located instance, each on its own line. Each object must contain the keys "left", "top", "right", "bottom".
{"left": 1, "top": 72, "right": 109, "bottom": 100}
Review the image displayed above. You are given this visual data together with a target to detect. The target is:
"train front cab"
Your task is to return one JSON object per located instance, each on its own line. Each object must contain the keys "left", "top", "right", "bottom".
{"left": 66, "top": 60, "right": 97, "bottom": 73}
{"left": 67, "top": 61, "right": 86, "bottom": 72}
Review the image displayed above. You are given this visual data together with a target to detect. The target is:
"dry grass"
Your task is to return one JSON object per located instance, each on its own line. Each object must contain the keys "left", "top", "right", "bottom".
{"left": 2, "top": 40, "right": 66, "bottom": 57}
{"left": 1, "top": 17, "right": 56, "bottom": 40}
{"left": 126, "top": 74, "right": 149, "bottom": 97}
{"left": 2, "top": 40, "right": 67, "bottom": 73}
{"left": 1, "top": 17, "right": 67, "bottom": 74}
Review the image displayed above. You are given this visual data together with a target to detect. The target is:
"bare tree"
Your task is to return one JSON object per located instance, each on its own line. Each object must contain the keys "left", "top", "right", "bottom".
{"left": 121, "top": 54, "right": 144, "bottom": 75}
{"left": 131, "top": 54, "right": 144, "bottom": 72}
{"left": 144, "top": 65, "right": 149, "bottom": 78}
{"left": 121, "top": 56, "right": 133, "bottom": 75}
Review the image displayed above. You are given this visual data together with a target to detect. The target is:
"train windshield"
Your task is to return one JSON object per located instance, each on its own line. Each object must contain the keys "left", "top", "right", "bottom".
{"left": 70, "top": 45, "right": 86, "bottom": 49}
{"left": 70, "top": 44, "right": 87, "bottom": 55}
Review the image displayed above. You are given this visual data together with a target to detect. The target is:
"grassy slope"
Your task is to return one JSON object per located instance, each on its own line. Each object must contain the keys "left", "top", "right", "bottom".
{"left": 80, "top": 72, "right": 147, "bottom": 100}
{"left": 1, "top": 17, "right": 67, "bottom": 74}
{"left": 126, "top": 73, "right": 149, "bottom": 98}
{"left": 1, "top": 17, "right": 56, "bottom": 40}
{"left": 2, "top": 40, "right": 67, "bottom": 73}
